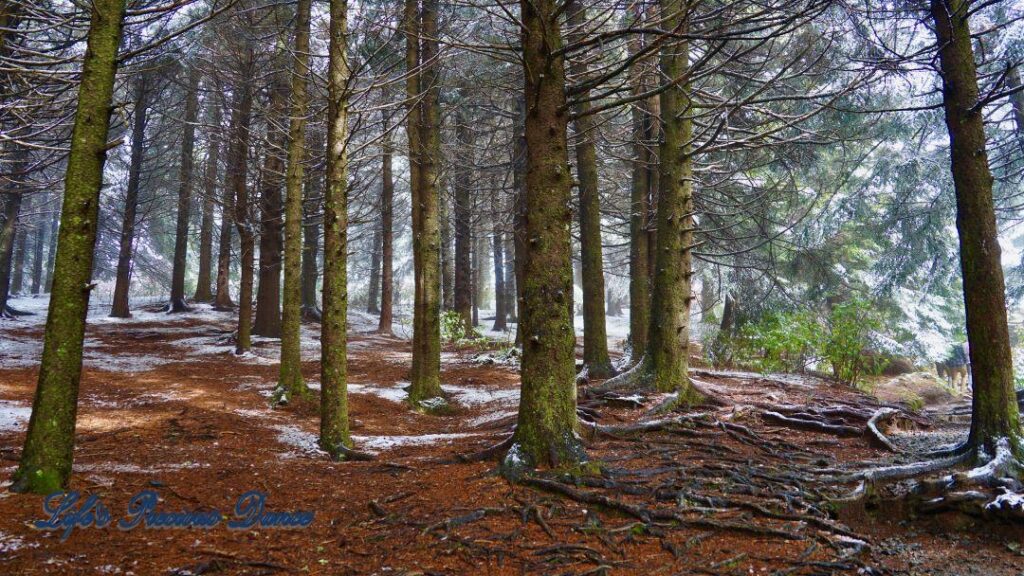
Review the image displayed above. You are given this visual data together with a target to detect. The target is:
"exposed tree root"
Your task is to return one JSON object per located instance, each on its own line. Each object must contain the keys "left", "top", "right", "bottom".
{"left": 165, "top": 298, "right": 191, "bottom": 313}
{"left": 458, "top": 434, "right": 514, "bottom": 463}
{"left": 1, "top": 304, "right": 33, "bottom": 318}
{"left": 326, "top": 443, "right": 376, "bottom": 462}
{"left": 864, "top": 408, "right": 903, "bottom": 453}
{"left": 761, "top": 410, "right": 862, "bottom": 437}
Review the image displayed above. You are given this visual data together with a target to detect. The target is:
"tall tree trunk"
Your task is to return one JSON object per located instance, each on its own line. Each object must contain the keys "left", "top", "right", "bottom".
{"left": 193, "top": 95, "right": 221, "bottom": 303}
{"left": 644, "top": 0, "right": 700, "bottom": 401}
{"left": 1009, "top": 66, "right": 1024, "bottom": 153}
{"left": 11, "top": 0, "right": 127, "bottom": 494}
{"left": 43, "top": 197, "right": 57, "bottom": 293}
{"left": 628, "top": 10, "right": 651, "bottom": 360}
{"left": 512, "top": 96, "right": 527, "bottom": 345}
{"left": 30, "top": 198, "right": 44, "bottom": 295}
{"left": 440, "top": 184, "right": 454, "bottom": 310}
{"left": 406, "top": 0, "right": 443, "bottom": 404}
{"left": 473, "top": 219, "right": 484, "bottom": 327}
{"left": 491, "top": 192, "right": 506, "bottom": 332}
{"left": 378, "top": 115, "right": 395, "bottom": 334}
{"left": 278, "top": 0, "right": 313, "bottom": 401}
{"left": 301, "top": 172, "right": 321, "bottom": 319}
{"left": 214, "top": 96, "right": 236, "bottom": 310}
{"left": 504, "top": 0, "right": 583, "bottom": 472}
{"left": 169, "top": 67, "right": 200, "bottom": 312}
{"left": 567, "top": 3, "right": 613, "bottom": 378}
{"left": 930, "top": 0, "right": 1021, "bottom": 453}
{"left": 320, "top": 0, "right": 351, "bottom": 458}
{"left": 253, "top": 71, "right": 288, "bottom": 338}
{"left": 0, "top": 170, "right": 24, "bottom": 314}
{"left": 110, "top": 75, "right": 150, "bottom": 318}
{"left": 228, "top": 74, "right": 255, "bottom": 354}
{"left": 366, "top": 219, "right": 381, "bottom": 314}
{"left": 453, "top": 108, "right": 473, "bottom": 332}
{"left": 10, "top": 212, "right": 25, "bottom": 295}
{"left": 503, "top": 216, "right": 516, "bottom": 322}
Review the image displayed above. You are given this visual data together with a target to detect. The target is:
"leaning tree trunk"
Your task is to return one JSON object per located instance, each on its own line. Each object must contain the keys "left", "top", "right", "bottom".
{"left": 320, "top": 0, "right": 352, "bottom": 458}
{"left": 11, "top": 0, "right": 127, "bottom": 494}
{"left": 503, "top": 0, "right": 584, "bottom": 473}
{"left": 110, "top": 74, "right": 150, "bottom": 318}
{"left": 278, "top": 0, "right": 313, "bottom": 402}
{"left": 253, "top": 71, "right": 288, "bottom": 338}
{"left": 193, "top": 94, "right": 221, "bottom": 303}
{"left": 406, "top": 0, "right": 443, "bottom": 404}
{"left": 644, "top": 0, "right": 700, "bottom": 402}
{"left": 453, "top": 108, "right": 474, "bottom": 333}
{"left": 169, "top": 67, "right": 200, "bottom": 313}
{"left": 567, "top": 3, "right": 613, "bottom": 379}
{"left": 228, "top": 74, "right": 255, "bottom": 354}
{"left": 378, "top": 115, "right": 395, "bottom": 334}
{"left": 930, "top": 0, "right": 1021, "bottom": 453}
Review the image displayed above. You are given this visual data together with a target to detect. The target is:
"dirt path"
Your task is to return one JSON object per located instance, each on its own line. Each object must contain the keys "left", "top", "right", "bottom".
{"left": 0, "top": 306, "right": 1021, "bottom": 575}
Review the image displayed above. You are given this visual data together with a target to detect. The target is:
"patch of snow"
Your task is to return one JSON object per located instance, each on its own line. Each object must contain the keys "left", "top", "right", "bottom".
{"left": 0, "top": 400, "right": 30, "bottom": 433}
{"left": 0, "top": 531, "right": 38, "bottom": 553}
{"left": 442, "top": 384, "right": 519, "bottom": 407}
{"left": 353, "top": 432, "right": 480, "bottom": 451}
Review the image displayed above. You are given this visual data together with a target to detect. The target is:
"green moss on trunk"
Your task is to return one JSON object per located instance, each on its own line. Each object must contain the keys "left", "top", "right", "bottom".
{"left": 11, "top": 0, "right": 127, "bottom": 494}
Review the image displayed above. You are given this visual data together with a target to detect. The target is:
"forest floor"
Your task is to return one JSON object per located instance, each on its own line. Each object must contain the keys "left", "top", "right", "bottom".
{"left": 0, "top": 298, "right": 1022, "bottom": 575}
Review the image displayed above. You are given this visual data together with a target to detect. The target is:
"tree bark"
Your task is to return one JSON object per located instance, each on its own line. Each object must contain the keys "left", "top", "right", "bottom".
{"left": 628, "top": 10, "right": 651, "bottom": 359}
{"left": 440, "top": 182, "right": 454, "bottom": 310}
{"left": 453, "top": 108, "right": 473, "bottom": 332}
{"left": 169, "top": 67, "right": 200, "bottom": 312}
{"left": 567, "top": 2, "right": 613, "bottom": 378}
{"left": 227, "top": 72, "right": 255, "bottom": 353}
{"left": 278, "top": 0, "right": 313, "bottom": 401}
{"left": 491, "top": 191, "right": 506, "bottom": 332}
{"left": 367, "top": 218, "right": 381, "bottom": 314}
{"left": 43, "top": 197, "right": 57, "bottom": 293}
{"left": 320, "top": 0, "right": 351, "bottom": 457}
{"left": 378, "top": 115, "right": 395, "bottom": 334}
{"left": 504, "top": 0, "right": 584, "bottom": 472}
{"left": 10, "top": 204, "right": 25, "bottom": 295}
{"left": 11, "top": 0, "right": 127, "bottom": 494}
{"left": 301, "top": 161, "right": 321, "bottom": 319}
{"left": 512, "top": 96, "right": 527, "bottom": 345}
{"left": 29, "top": 199, "right": 44, "bottom": 295}
{"left": 0, "top": 166, "right": 24, "bottom": 314}
{"left": 406, "top": 0, "right": 443, "bottom": 403}
{"left": 193, "top": 93, "right": 221, "bottom": 303}
{"left": 253, "top": 70, "right": 288, "bottom": 338}
{"left": 214, "top": 93, "right": 236, "bottom": 310}
{"left": 110, "top": 74, "right": 150, "bottom": 318}
{"left": 930, "top": 0, "right": 1021, "bottom": 453}
{"left": 645, "top": 0, "right": 700, "bottom": 402}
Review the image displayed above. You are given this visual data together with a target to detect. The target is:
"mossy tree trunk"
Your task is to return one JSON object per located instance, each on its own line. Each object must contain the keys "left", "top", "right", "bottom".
{"left": 406, "top": 0, "right": 443, "bottom": 404}
{"left": 169, "top": 67, "right": 200, "bottom": 313}
{"left": 214, "top": 92, "right": 235, "bottom": 311}
{"left": 378, "top": 114, "right": 395, "bottom": 334}
{"left": 567, "top": 3, "right": 612, "bottom": 379}
{"left": 320, "top": 0, "right": 351, "bottom": 458}
{"left": 504, "top": 0, "right": 584, "bottom": 472}
{"left": 278, "top": 0, "right": 313, "bottom": 402}
{"left": 253, "top": 69, "right": 288, "bottom": 338}
{"left": 11, "top": 0, "right": 127, "bottom": 493}
{"left": 930, "top": 0, "right": 1021, "bottom": 453}
{"left": 194, "top": 92, "right": 221, "bottom": 303}
{"left": 645, "top": 0, "right": 700, "bottom": 402}
{"left": 227, "top": 73, "right": 254, "bottom": 353}
{"left": 110, "top": 74, "right": 150, "bottom": 318}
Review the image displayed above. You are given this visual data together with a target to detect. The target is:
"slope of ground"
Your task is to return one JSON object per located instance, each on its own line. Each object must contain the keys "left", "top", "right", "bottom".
{"left": 0, "top": 297, "right": 1021, "bottom": 575}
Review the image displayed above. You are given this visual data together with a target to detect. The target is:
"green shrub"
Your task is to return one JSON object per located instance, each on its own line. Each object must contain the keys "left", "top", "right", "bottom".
{"left": 821, "top": 298, "right": 884, "bottom": 387}
{"left": 735, "top": 310, "right": 820, "bottom": 374}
